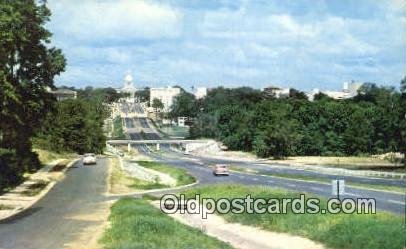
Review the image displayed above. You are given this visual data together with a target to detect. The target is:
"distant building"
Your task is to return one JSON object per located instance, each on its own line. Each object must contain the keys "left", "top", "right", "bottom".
{"left": 150, "top": 86, "right": 181, "bottom": 112}
{"left": 322, "top": 90, "right": 350, "bottom": 100}
{"left": 343, "top": 81, "right": 363, "bottom": 97}
{"left": 307, "top": 81, "right": 364, "bottom": 101}
{"left": 262, "top": 85, "right": 290, "bottom": 98}
{"left": 194, "top": 87, "right": 207, "bottom": 99}
{"left": 48, "top": 88, "right": 77, "bottom": 101}
{"left": 116, "top": 73, "right": 137, "bottom": 100}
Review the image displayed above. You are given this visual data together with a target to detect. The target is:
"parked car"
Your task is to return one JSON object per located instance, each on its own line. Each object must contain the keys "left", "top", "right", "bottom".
{"left": 213, "top": 164, "right": 229, "bottom": 176}
{"left": 83, "top": 153, "right": 97, "bottom": 165}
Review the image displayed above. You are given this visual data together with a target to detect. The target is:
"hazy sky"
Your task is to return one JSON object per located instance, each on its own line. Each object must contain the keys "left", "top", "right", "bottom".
{"left": 47, "top": 0, "right": 406, "bottom": 91}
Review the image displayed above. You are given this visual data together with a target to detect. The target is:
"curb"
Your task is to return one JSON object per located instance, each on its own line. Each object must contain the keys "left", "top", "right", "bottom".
{"left": 0, "top": 157, "right": 80, "bottom": 222}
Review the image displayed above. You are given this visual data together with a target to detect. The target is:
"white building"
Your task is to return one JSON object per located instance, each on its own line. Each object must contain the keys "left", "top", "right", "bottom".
{"left": 194, "top": 87, "right": 207, "bottom": 99}
{"left": 150, "top": 86, "right": 181, "bottom": 112}
{"left": 343, "top": 81, "right": 363, "bottom": 97}
{"left": 47, "top": 87, "right": 77, "bottom": 101}
{"left": 307, "top": 81, "right": 364, "bottom": 101}
{"left": 117, "top": 73, "right": 137, "bottom": 100}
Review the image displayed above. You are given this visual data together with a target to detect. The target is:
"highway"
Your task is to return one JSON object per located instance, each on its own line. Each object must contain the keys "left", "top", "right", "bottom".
{"left": 126, "top": 114, "right": 405, "bottom": 215}
{"left": 0, "top": 109, "right": 403, "bottom": 248}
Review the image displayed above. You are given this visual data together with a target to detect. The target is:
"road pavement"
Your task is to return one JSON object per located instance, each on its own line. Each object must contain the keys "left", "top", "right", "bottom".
{"left": 128, "top": 116, "right": 405, "bottom": 214}
{"left": 0, "top": 158, "right": 110, "bottom": 249}
{"left": 145, "top": 147, "right": 406, "bottom": 214}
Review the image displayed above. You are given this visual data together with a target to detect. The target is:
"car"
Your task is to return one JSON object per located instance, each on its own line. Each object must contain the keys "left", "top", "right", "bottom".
{"left": 83, "top": 153, "right": 97, "bottom": 165}
{"left": 213, "top": 164, "right": 229, "bottom": 176}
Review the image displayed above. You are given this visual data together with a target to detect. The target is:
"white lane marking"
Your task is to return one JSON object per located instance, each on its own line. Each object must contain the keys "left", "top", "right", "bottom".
{"left": 310, "top": 187, "right": 323, "bottom": 191}
{"left": 286, "top": 183, "right": 296, "bottom": 187}
{"left": 253, "top": 178, "right": 258, "bottom": 181}
{"left": 388, "top": 200, "right": 406, "bottom": 205}
{"left": 267, "top": 180, "right": 274, "bottom": 184}
{"left": 239, "top": 175, "right": 245, "bottom": 179}
{"left": 346, "top": 193, "right": 361, "bottom": 197}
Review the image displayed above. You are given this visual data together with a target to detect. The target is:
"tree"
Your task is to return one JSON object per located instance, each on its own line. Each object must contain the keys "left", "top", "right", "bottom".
{"left": 289, "top": 88, "right": 308, "bottom": 100}
{"left": 169, "top": 91, "right": 197, "bottom": 119}
{"left": 0, "top": 1, "right": 65, "bottom": 188}
{"left": 152, "top": 98, "right": 164, "bottom": 112}
{"left": 134, "top": 87, "right": 150, "bottom": 103}
{"left": 252, "top": 102, "right": 301, "bottom": 158}
{"left": 400, "top": 76, "right": 406, "bottom": 93}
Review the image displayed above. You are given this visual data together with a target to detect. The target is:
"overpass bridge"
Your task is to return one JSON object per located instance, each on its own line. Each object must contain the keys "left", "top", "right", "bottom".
{"left": 106, "top": 139, "right": 213, "bottom": 152}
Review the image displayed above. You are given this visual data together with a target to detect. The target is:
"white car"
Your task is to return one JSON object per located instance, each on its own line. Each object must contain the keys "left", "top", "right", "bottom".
{"left": 83, "top": 153, "right": 97, "bottom": 165}
{"left": 213, "top": 164, "right": 229, "bottom": 176}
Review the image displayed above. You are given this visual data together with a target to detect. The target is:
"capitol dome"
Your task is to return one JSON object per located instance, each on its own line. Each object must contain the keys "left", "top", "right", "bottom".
{"left": 125, "top": 73, "right": 133, "bottom": 83}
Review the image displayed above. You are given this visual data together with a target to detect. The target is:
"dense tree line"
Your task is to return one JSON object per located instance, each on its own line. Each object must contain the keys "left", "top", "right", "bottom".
{"left": 34, "top": 88, "right": 121, "bottom": 154}
{"left": 171, "top": 82, "right": 405, "bottom": 160}
{"left": 0, "top": 1, "right": 122, "bottom": 191}
{"left": 0, "top": 1, "right": 65, "bottom": 190}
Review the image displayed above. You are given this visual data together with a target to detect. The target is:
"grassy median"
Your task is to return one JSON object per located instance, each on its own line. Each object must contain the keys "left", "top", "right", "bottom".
{"left": 100, "top": 198, "right": 232, "bottom": 249}
{"left": 183, "top": 184, "right": 405, "bottom": 249}
{"left": 109, "top": 158, "right": 196, "bottom": 194}
{"left": 109, "top": 157, "right": 168, "bottom": 194}
{"left": 136, "top": 161, "right": 196, "bottom": 186}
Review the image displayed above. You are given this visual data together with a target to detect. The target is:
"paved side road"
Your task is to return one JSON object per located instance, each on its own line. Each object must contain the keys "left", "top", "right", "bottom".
{"left": 0, "top": 158, "right": 109, "bottom": 249}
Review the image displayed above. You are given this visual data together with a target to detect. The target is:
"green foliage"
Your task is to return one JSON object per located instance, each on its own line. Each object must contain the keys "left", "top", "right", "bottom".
{"left": 136, "top": 161, "right": 196, "bottom": 186}
{"left": 35, "top": 92, "right": 110, "bottom": 154}
{"left": 152, "top": 97, "right": 164, "bottom": 111}
{"left": 134, "top": 87, "right": 150, "bottom": 103}
{"left": 184, "top": 184, "right": 405, "bottom": 249}
{"left": 111, "top": 117, "right": 125, "bottom": 139}
{"left": 169, "top": 90, "right": 198, "bottom": 119}
{"left": 0, "top": 1, "right": 65, "bottom": 189}
{"left": 100, "top": 198, "right": 232, "bottom": 249}
{"left": 190, "top": 84, "right": 403, "bottom": 159}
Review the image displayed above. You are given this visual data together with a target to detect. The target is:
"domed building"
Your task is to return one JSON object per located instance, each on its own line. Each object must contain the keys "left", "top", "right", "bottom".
{"left": 117, "top": 73, "right": 137, "bottom": 99}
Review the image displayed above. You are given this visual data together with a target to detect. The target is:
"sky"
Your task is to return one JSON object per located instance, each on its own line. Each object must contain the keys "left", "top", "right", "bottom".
{"left": 47, "top": 0, "right": 406, "bottom": 91}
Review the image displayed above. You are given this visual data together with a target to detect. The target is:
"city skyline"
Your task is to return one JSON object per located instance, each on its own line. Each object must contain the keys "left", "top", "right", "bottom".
{"left": 48, "top": 0, "right": 405, "bottom": 91}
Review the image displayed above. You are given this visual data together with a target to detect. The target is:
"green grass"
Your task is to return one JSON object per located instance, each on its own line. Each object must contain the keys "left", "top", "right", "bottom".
{"left": 33, "top": 148, "right": 76, "bottom": 165}
{"left": 109, "top": 158, "right": 169, "bottom": 193}
{"left": 100, "top": 198, "right": 232, "bottom": 249}
{"left": 136, "top": 161, "right": 196, "bottom": 186}
{"left": 183, "top": 184, "right": 405, "bottom": 249}
{"left": 0, "top": 204, "right": 14, "bottom": 210}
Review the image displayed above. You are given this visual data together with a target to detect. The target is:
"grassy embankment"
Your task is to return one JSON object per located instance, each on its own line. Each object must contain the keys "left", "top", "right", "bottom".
{"left": 136, "top": 161, "right": 196, "bottom": 186}
{"left": 0, "top": 148, "right": 76, "bottom": 195}
{"left": 229, "top": 166, "right": 406, "bottom": 193}
{"left": 34, "top": 148, "right": 76, "bottom": 166}
{"left": 109, "top": 158, "right": 196, "bottom": 194}
{"left": 272, "top": 156, "right": 404, "bottom": 171}
{"left": 100, "top": 198, "right": 232, "bottom": 249}
{"left": 183, "top": 184, "right": 405, "bottom": 249}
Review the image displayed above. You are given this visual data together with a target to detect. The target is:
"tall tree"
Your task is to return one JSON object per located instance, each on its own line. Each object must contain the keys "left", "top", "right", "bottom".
{"left": 152, "top": 98, "right": 164, "bottom": 112}
{"left": 0, "top": 1, "right": 65, "bottom": 188}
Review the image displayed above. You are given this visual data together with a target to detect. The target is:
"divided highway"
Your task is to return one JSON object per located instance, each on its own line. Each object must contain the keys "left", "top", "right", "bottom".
{"left": 126, "top": 114, "right": 405, "bottom": 215}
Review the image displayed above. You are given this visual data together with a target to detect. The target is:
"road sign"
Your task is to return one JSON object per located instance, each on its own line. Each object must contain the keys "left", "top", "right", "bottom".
{"left": 332, "top": 180, "right": 345, "bottom": 198}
